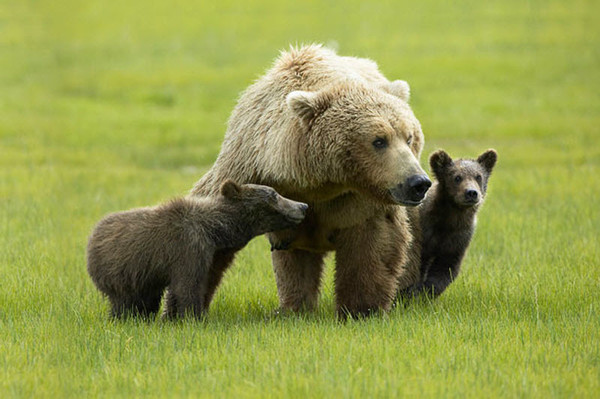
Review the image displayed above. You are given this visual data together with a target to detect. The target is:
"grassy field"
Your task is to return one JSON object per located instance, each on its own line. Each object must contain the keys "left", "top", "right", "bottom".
{"left": 1, "top": 0, "right": 599, "bottom": 397}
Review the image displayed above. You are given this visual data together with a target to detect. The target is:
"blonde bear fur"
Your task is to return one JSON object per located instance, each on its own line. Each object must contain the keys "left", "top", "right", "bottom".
{"left": 191, "top": 45, "right": 430, "bottom": 318}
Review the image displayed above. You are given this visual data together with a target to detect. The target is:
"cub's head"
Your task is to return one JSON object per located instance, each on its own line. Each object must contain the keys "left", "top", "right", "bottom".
{"left": 429, "top": 149, "right": 497, "bottom": 208}
{"left": 220, "top": 181, "right": 308, "bottom": 234}
{"left": 286, "top": 81, "right": 431, "bottom": 206}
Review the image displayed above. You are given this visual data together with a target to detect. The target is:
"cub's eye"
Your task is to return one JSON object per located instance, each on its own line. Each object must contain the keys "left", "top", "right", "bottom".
{"left": 372, "top": 137, "right": 388, "bottom": 149}
{"left": 406, "top": 135, "right": 413, "bottom": 146}
{"left": 454, "top": 175, "right": 462, "bottom": 184}
{"left": 476, "top": 175, "right": 482, "bottom": 182}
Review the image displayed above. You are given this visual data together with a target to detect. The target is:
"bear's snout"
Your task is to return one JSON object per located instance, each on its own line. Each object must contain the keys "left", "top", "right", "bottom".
{"left": 279, "top": 199, "right": 309, "bottom": 224}
{"left": 388, "top": 174, "right": 431, "bottom": 206}
{"left": 405, "top": 174, "right": 431, "bottom": 203}
{"left": 291, "top": 201, "right": 309, "bottom": 219}
{"left": 464, "top": 189, "right": 479, "bottom": 203}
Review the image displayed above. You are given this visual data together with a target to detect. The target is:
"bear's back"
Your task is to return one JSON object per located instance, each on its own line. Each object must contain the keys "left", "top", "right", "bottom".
{"left": 88, "top": 199, "right": 207, "bottom": 273}
{"left": 269, "top": 45, "right": 386, "bottom": 91}
{"left": 193, "top": 45, "right": 391, "bottom": 196}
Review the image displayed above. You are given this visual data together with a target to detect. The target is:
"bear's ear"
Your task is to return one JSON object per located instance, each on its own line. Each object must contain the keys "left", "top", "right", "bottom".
{"left": 429, "top": 150, "right": 453, "bottom": 176}
{"left": 220, "top": 180, "right": 242, "bottom": 198}
{"left": 379, "top": 80, "right": 410, "bottom": 102}
{"left": 286, "top": 90, "right": 331, "bottom": 127}
{"left": 477, "top": 149, "right": 498, "bottom": 174}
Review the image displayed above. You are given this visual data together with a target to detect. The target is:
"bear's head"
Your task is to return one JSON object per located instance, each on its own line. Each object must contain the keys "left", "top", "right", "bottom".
{"left": 286, "top": 81, "right": 431, "bottom": 206}
{"left": 220, "top": 180, "right": 308, "bottom": 234}
{"left": 429, "top": 149, "right": 497, "bottom": 208}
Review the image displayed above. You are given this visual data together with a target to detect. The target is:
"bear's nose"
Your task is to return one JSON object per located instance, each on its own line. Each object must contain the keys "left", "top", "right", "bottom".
{"left": 406, "top": 174, "right": 432, "bottom": 201}
{"left": 465, "top": 189, "right": 479, "bottom": 202}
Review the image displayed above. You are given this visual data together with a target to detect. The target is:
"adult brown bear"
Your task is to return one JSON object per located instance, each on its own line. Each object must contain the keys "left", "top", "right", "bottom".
{"left": 191, "top": 45, "right": 430, "bottom": 318}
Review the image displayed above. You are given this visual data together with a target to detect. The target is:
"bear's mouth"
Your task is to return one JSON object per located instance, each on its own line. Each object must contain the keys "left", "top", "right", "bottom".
{"left": 396, "top": 198, "right": 423, "bottom": 206}
{"left": 285, "top": 215, "right": 306, "bottom": 224}
{"left": 390, "top": 194, "right": 424, "bottom": 207}
{"left": 458, "top": 198, "right": 480, "bottom": 208}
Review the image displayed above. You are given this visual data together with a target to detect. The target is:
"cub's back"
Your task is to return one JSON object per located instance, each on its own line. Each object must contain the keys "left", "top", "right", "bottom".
{"left": 86, "top": 200, "right": 199, "bottom": 278}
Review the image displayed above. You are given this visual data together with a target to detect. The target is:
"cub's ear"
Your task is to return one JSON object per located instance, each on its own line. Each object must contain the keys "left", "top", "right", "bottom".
{"left": 429, "top": 150, "right": 453, "bottom": 176}
{"left": 220, "top": 180, "right": 242, "bottom": 198}
{"left": 477, "top": 149, "right": 498, "bottom": 174}
{"left": 286, "top": 90, "right": 331, "bottom": 127}
{"left": 379, "top": 80, "right": 410, "bottom": 102}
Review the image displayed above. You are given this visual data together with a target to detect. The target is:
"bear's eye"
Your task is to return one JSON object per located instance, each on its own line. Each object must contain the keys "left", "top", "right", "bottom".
{"left": 406, "top": 135, "right": 413, "bottom": 146}
{"left": 454, "top": 175, "right": 462, "bottom": 184}
{"left": 476, "top": 175, "right": 482, "bottom": 183}
{"left": 372, "top": 137, "right": 388, "bottom": 149}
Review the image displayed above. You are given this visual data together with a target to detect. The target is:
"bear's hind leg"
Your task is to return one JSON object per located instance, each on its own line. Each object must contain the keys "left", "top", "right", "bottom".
{"left": 272, "top": 249, "right": 325, "bottom": 312}
{"left": 110, "top": 292, "right": 162, "bottom": 319}
{"left": 137, "top": 290, "right": 163, "bottom": 318}
{"left": 109, "top": 296, "right": 143, "bottom": 319}
{"left": 109, "top": 298, "right": 128, "bottom": 319}
{"left": 167, "top": 278, "right": 208, "bottom": 319}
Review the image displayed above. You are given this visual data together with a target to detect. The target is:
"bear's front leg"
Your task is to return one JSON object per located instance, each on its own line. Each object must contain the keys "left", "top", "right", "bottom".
{"left": 203, "top": 249, "right": 237, "bottom": 308}
{"left": 334, "top": 209, "right": 411, "bottom": 319}
{"left": 271, "top": 249, "right": 325, "bottom": 312}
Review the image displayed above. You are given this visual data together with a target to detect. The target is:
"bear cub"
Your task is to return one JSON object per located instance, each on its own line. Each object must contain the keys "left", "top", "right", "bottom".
{"left": 87, "top": 181, "right": 308, "bottom": 319}
{"left": 398, "top": 149, "right": 498, "bottom": 299}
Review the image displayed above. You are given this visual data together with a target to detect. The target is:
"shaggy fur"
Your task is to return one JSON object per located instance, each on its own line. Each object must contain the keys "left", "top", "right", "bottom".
{"left": 191, "top": 45, "right": 431, "bottom": 318}
{"left": 397, "top": 149, "right": 498, "bottom": 299}
{"left": 87, "top": 181, "right": 307, "bottom": 319}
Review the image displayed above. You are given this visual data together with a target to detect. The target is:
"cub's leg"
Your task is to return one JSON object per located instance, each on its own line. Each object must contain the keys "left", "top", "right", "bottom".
{"left": 415, "top": 253, "right": 463, "bottom": 297}
{"left": 109, "top": 292, "right": 161, "bottom": 319}
{"left": 137, "top": 290, "right": 164, "bottom": 317}
{"left": 163, "top": 252, "right": 212, "bottom": 319}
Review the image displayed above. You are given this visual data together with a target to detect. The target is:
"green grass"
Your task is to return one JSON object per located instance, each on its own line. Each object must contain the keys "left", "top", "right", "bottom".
{"left": 1, "top": 0, "right": 599, "bottom": 397}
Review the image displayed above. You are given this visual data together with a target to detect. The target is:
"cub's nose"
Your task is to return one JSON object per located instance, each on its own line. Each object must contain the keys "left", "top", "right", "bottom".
{"left": 465, "top": 189, "right": 479, "bottom": 202}
{"left": 406, "top": 174, "right": 432, "bottom": 202}
{"left": 299, "top": 203, "right": 309, "bottom": 213}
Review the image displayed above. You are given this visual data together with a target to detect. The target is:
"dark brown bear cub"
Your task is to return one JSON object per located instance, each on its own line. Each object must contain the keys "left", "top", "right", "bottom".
{"left": 87, "top": 181, "right": 308, "bottom": 319}
{"left": 398, "top": 149, "right": 497, "bottom": 299}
